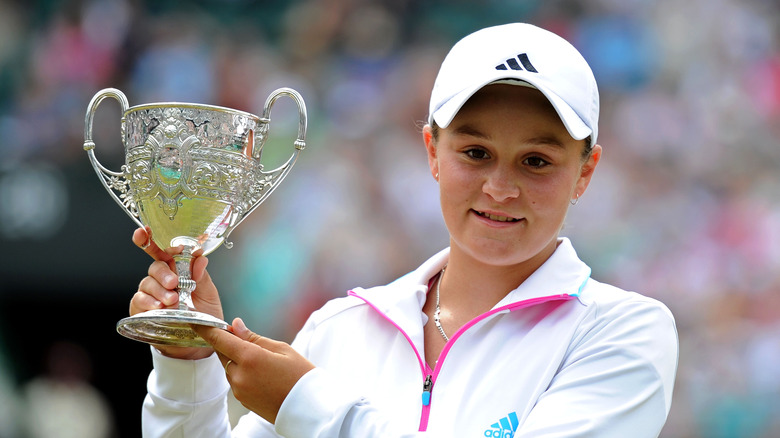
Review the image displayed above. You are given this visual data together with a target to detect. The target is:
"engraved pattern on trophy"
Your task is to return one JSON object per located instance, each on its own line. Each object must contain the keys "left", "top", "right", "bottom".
{"left": 124, "top": 107, "right": 254, "bottom": 255}
{"left": 138, "top": 113, "right": 197, "bottom": 220}
{"left": 84, "top": 87, "right": 307, "bottom": 347}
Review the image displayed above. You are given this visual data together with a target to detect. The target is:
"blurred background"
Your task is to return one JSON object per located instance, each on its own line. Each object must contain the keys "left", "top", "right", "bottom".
{"left": 0, "top": 0, "right": 778, "bottom": 436}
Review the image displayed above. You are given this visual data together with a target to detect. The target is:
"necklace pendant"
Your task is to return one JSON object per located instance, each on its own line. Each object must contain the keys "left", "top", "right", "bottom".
{"left": 434, "top": 266, "right": 450, "bottom": 342}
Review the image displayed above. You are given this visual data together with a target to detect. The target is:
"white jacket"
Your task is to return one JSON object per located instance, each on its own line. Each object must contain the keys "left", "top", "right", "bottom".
{"left": 143, "top": 238, "right": 678, "bottom": 437}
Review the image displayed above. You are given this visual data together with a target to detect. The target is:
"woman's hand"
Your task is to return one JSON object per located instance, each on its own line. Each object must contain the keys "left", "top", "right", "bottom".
{"left": 129, "top": 226, "right": 225, "bottom": 360}
{"left": 196, "top": 318, "right": 316, "bottom": 424}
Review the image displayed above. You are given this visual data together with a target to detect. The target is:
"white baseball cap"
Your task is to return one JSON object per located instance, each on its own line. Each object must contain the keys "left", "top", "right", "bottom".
{"left": 428, "top": 23, "right": 599, "bottom": 147}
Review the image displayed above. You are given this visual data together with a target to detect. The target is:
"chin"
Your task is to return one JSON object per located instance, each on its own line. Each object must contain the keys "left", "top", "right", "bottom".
{"left": 462, "top": 240, "right": 533, "bottom": 266}
{"left": 458, "top": 235, "right": 558, "bottom": 268}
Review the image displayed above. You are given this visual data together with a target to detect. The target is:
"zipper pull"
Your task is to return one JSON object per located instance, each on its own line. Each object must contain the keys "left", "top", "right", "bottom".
{"left": 422, "top": 374, "right": 433, "bottom": 406}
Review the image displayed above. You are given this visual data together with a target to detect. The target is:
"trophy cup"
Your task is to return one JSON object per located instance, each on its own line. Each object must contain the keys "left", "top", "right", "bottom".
{"left": 83, "top": 87, "right": 307, "bottom": 347}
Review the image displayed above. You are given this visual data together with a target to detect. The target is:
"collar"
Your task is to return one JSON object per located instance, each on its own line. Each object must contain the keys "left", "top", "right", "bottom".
{"left": 498, "top": 237, "right": 591, "bottom": 306}
{"left": 349, "top": 238, "right": 590, "bottom": 325}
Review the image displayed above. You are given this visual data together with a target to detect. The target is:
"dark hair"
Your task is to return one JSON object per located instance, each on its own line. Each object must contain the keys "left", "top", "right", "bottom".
{"left": 581, "top": 136, "right": 594, "bottom": 161}
{"left": 429, "top": 122, "right": 593, "bottom": 161}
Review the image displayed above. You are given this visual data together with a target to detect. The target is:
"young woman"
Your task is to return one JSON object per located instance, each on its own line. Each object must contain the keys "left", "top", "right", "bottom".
{"left": 131, "top": 23, "right": 678, "bottom": 437}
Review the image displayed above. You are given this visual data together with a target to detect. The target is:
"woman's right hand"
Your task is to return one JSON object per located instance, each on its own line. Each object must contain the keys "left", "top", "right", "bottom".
{"left": 129, "top": 226, "right": 225, "bottom": 360}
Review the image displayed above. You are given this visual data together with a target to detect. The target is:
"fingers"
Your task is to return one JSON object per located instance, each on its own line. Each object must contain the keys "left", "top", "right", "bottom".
{"left": 128, "top": 260, "right": 180, "bottom": 316}
{"left": 195, "top": 318, "right": 315, "bottom": 424}
{"left": 133, "top": 227, "right": 210, "bottom": 280}
{"left": 195, "top": 325, "right": 245, "bottom": 360}
{"left": 222, "top": 356, "right": 235, "bottom": 378}
{"left": 130, "top": 282, "right": 178, "bottom": 318}
{"left": 196, "top": 319, "right": 291, "bottom": 367}
{"left": 129, "top": 291, "right": 163, "bottom": 315}
{"left": 129, "top": 280, "right": 177, "bottom": 314}
{"left": 203, "top": 318, "right": 315, "bottom": 424}
{"left": 132, "top": 226, "right": 149, "bottom": 247}
{"left": 148, "top": 260, "right": 179, "bottom": 290}
{"left": 191, "top": 255, "right": 209, "bottom": 282}
{"left": 196, "top": 327, "right": 243, "bottom": 381}
{"left": 231, "top": 318, "right": 286, "bottom": 352}
{"left": 133, "top": 226, "right": 171, "bottom": 262}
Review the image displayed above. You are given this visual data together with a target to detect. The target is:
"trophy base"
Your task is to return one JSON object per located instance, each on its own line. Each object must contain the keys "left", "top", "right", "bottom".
{"left": 117, "top": 309, "right": 229, "bottom": 347}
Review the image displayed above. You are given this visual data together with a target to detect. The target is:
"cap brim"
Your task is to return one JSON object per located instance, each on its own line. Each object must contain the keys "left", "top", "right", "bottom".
{"left": 431, "top": 78, "right": 592, "bottom": 142}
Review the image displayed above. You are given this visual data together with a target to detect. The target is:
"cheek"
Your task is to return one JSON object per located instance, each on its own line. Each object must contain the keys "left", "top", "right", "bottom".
{"left": 439, "top": 174, "right": 471, "bottom": 211}
{"left": 524, "top": 175, "right": 576, "bottom": 212}
{"left": 438, "top": 167, "right": 482, "bottom": 219}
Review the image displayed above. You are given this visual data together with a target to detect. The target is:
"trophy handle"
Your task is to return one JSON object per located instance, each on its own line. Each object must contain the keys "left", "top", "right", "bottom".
{"left": 83, "top": 88, "right": 143, "bottom": 229}
{"left": 226, "top": 87, "right": 307, "bottom": 244}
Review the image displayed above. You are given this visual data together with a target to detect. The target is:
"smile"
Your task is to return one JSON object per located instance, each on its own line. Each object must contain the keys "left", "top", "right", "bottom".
{"left": 474, "top": 210, "right": 521, "bottom": 222}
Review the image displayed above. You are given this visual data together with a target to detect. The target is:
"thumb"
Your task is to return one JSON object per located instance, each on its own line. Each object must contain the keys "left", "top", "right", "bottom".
{"left": 232, "top": 317, "right": 252, "bottom": 339}
{"left": 232, "top": 318, "right": 286, "bottom": 352}
{"left": 191, "top": 255, "right": 209, "bottom": 282}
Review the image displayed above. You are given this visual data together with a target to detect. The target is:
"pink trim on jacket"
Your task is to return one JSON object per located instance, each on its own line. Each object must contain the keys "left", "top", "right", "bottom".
{"left": 347, "top": 290, "right": 579, "bottom": 431}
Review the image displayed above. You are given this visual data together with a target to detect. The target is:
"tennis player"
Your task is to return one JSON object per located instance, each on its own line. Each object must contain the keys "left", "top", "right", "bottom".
{"left": 131, "top": 22, "right": 678, "bottom": 437}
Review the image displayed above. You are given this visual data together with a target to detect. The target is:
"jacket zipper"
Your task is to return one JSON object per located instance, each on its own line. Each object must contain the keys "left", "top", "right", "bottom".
{"left": 348, "top": 290, "right": 578, "bottom": 432}
{"left": 422, "top": 374, "right": 433, "bottom": 406}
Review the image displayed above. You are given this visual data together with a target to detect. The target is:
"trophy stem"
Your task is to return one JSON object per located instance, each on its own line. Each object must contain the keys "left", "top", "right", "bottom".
{"left": 173, "top": 248, "right": 197, "bottom": 311}
{"left": 115, "top": 243, "right": 228, "bottom": 347}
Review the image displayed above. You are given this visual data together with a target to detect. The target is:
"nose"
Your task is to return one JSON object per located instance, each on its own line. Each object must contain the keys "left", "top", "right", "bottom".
{"left": 482, "top": 165, "right": 520, "bottom": 202}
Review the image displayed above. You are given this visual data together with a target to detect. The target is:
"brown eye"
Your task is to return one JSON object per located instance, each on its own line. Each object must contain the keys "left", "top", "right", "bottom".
{"left": 465, "top": 148, "right": 490, "bottom": 160}
{"left": 523, "top": 156, "right": 550, "bottom": 168}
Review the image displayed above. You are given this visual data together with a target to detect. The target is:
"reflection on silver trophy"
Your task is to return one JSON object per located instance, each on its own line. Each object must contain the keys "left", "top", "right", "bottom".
{"left": 83, "top": 87, "right": 307, "bottom": 347}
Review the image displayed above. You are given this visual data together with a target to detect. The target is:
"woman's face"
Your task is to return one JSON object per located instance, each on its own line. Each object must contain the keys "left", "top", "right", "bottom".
{"left": 424, "top": 84, "right": 601, "bottom": 269}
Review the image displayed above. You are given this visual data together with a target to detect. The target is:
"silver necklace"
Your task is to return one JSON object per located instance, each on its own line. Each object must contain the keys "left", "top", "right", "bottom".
{"left": 433, "top": 266, "right": 449, "bottom": 342}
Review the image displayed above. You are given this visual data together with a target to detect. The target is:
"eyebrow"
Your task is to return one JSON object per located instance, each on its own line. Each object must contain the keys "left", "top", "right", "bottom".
{"left": 526, "top": 135, "right": 566, "bottom": 149}
{"left": 451, "top": 124, "right": 567, "bottom": 149}
{"left": 451, "top": 124, "right": 490, "bottom": 140}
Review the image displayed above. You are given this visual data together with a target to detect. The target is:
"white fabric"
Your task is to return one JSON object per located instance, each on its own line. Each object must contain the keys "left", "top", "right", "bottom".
{"left": 143, "top": 238, "right": 678, "bottom": 437}
{"left": 428, "top": 23, "right": 600, "bottom": 146}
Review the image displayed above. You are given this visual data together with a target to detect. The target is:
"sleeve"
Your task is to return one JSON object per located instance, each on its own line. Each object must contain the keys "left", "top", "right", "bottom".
{"left": 272, "top": 308, "right": 426, "bottom": 438}
{"left": 274, "top": 368, "right": 429, "bottom": 438}
{"left": 516, "top": 297, "right": 679, "bottom": 438}
{"left": 142, "top": 347, "right": 279, "bottom": 438}
{"left": 142, "top": 297, "right": 426, "bottom": 438}
{"left": 142, "top": 347, "right": 232, "bottom": 437}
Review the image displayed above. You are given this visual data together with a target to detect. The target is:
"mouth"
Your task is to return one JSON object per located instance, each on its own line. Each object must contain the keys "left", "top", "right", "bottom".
{"left": 474, "top": 210, "right": 522, "bottom": 223}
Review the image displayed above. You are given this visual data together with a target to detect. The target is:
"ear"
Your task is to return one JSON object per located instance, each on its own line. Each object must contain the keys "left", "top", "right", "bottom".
{"left": 574, "top": 144, "right": 602, "bottom": 200}
{"left": 423, "top": 125, "right": 439, "bottom": 181}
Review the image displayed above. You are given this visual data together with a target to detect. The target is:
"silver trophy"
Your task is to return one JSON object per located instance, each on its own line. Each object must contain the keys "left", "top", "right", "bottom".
{"left": 84, "top": 87, "right": 306, "bottom": 347}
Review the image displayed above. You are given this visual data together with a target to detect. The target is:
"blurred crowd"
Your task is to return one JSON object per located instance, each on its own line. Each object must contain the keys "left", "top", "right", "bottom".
{"left": 0, "top": 0, "right": 779, "bottom": 436}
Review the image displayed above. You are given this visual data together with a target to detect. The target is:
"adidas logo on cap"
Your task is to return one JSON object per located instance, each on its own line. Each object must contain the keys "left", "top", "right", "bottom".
{"left": 495, "top": 53, "right": 538, "bottom": 73}
{"left": 428, "top": 23, "right": 599, "bottom": 147}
